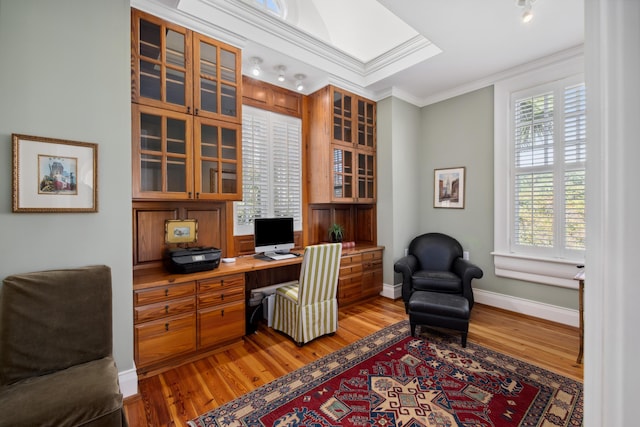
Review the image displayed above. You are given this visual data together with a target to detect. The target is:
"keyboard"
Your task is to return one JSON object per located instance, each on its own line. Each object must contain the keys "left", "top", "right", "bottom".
{"left": 268, "top": 253, "right": 297, "bottom": 260}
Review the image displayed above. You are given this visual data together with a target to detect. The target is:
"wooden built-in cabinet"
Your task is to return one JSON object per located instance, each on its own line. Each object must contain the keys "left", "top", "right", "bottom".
{"left": 134, "top": 272, "right": 245, "bottom": 376}
{"left": 338, "top": 248, "right": 383, "bottom": 306}
{"left": 131, "top": 9, "right": 242, "bottom": 201}
{"left": 308, "top": 86, "right": 376, "bottom": 204}
{"left": 134, "top": 281, "right": 197, "bottom": 368}
{"left": 242, "top": 76, "right": 302, "bottom": 118}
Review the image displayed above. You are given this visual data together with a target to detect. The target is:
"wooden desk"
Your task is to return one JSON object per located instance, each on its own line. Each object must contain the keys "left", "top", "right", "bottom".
{"left": 574, "top": 269, "right": 585, "bottom": 364}
{"left": 132, "top": 245, "right": 384, "bottom": 376}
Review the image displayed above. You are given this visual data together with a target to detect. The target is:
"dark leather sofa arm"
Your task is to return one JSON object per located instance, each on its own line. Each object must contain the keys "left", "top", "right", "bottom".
{"left": 394, "top": 254, "right": 419, "bottom": 310}
{"left": 452, "top": 258, "right": 483, "bottom": 307}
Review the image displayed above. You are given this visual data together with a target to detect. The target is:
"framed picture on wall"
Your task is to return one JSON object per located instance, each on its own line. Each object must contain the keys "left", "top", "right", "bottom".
{"left": 434, "top": 166, "right": 465, "bottom": 209}
{"left": 12, "top": 134, "right": 98, "bottom": 213}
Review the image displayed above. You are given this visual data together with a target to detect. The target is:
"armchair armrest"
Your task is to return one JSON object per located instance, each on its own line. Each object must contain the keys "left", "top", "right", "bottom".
{"left": 394, "top": 254, "right": 419, "bottom": 309}
{"left": 452, "top": 258, "right": 483, "bottom": 307}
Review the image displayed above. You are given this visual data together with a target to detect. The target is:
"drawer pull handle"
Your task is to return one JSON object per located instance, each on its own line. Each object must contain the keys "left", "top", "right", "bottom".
{"left": 221, "top": 280, "right": 224, "bottom": 287}
{"left": 165, "top": 289, "right": 169, "bottom": 297}
{"left": 221, "top": 294, "right": 224, "bottom": 301}
{"left": 165, "top": 323, "right": 169, "bottom": 331}
{"left": 165, "top": 305, "right": 169, "bottom": 314}
{"left": 221, "top": 309, "right": 224, "bottom": 317}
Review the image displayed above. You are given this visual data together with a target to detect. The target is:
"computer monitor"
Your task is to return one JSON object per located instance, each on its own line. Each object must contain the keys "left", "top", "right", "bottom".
{"left": 254, "top": 217, "right": 295, "bottom": 257}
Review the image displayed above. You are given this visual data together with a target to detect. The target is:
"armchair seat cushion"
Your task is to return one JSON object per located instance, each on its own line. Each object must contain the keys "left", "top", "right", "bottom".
{"left": 0, "top": 356, "right": 124, "bottom": 427}
{"left": 412, "top": 270, "right": 462, "bottom": 293}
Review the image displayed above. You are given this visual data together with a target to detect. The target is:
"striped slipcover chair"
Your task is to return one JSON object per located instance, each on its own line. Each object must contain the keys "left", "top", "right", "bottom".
{"left": 272, "top": 243, "right": 342, "bottom": 346}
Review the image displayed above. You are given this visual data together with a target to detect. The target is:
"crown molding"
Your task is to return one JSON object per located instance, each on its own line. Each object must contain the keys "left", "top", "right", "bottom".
{"left": 132, "top": 0, "right": 441, "bottom": 93}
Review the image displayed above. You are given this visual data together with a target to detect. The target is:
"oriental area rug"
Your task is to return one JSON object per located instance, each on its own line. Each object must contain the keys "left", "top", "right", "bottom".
{"left": 188, "top": 321, "right": 583, "bottom": 427}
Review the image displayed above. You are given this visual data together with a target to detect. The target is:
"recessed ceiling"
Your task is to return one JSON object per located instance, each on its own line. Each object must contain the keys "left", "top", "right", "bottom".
{"left": 132, "top": 0, "right": 584, "bottom": 106}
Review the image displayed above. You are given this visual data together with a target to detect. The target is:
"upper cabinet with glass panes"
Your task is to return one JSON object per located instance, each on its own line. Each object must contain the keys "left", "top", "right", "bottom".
{"left": 131, "top": 9, "right": 241, "bottom": 124}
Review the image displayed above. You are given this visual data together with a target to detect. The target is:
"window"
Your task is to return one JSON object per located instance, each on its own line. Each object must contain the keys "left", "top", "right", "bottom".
{"left": 493, "top": 54, "right": 585, "bottom": 288}
{"left": 247, "top": 0, "right": 286, "bottom": 18}
{"left": 512, "top": 79, "right": 586, "bottom": 258}
{"left": 234, "top": 106, "right": 301, "bottom": 235}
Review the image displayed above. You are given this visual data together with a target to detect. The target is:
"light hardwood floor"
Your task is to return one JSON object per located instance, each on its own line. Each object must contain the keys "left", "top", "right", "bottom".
{"left": 123, "top": 297, "right": 583, "bottom": 427}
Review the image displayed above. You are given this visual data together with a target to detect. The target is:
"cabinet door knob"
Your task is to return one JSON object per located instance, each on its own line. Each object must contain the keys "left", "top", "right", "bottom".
{"left": 195, "top": 108, "right": 199, "bottom": 115}
{"left": 187, "top": 106, "right": 191, "bottom": 114}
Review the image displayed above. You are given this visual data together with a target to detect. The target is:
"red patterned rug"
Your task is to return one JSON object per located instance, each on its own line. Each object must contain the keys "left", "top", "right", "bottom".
{"left": 188, "top": 321, "right": 582, "bottom": 426}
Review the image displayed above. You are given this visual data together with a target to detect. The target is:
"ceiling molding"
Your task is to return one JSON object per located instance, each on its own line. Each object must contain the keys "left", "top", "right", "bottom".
{"left": 418, "top": 44, "right": 585, "bottom": 107}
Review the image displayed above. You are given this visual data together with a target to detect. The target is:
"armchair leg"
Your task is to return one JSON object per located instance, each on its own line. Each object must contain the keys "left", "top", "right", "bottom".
{"left": 410, "top": 323, "right": 417, "bottom": 337}
{"left": 461, "top": 332, "right": 467, "bottom": 348}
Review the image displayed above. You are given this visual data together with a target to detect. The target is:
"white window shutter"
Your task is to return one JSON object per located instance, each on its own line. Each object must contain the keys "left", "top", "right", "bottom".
{"left": 235, "top": 106, "right": 302, "bottom": 235}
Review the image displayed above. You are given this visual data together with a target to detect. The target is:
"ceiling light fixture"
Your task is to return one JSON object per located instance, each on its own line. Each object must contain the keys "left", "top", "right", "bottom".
{"left": 250, "top": 57, "right": 262, "bottom": 77}
{"left": 276, "top": 65, "right": 286, "bottom": 82}
{"left": 517, "top": 0, "right": 536, "bottom": 23}
{"left": 294, "top": 74, "right": 305, "bottom": 91}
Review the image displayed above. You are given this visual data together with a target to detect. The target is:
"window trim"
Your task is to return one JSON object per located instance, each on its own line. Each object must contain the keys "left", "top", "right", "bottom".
{"left": 493, "top": 53, "right": 585, "bottom": 288}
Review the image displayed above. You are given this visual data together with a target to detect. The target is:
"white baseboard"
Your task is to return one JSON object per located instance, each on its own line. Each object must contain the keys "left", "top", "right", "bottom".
{"left": 119, "top": 366, "right": 139, "bottom": 398}
{"left": 381, "top": 282, "right": 402, "bottom": 299}
{"left": 474, "top": 288, "right": 579, "bottom": 327}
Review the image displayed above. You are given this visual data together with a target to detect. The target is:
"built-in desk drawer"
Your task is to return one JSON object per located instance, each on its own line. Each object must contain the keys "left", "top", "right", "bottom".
{"left": 135, "top": 312, "right": 196, "bottom": 367}
{"left": 197, "top": 286, "right": 244, "bottom": 308}
{"left": 134, "top": 282, "right": 195, "bottom": 306}
{"left": 197, "top": 274, "right": 245, "bottom": 294}
{"left": 134, "top": 296, "right": 196, "bottom": 323}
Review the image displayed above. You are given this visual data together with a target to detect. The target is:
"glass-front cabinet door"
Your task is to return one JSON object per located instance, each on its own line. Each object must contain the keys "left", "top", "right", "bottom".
{"left": 357, "top": 98, "right": 376, "bottom": 150}
{"left": 357, "top": 152, "right": 376, "bottom": 202}
{"left": 193, "top": 118, "right": 241, "bottom": 200}
{"left": 332, "top": 89, "right": 353, "bottom": 145}
{"left": 332, "top": 146, "right": 354, "bottom": 202}
{"left": 132, "top": 105, "right": 193, "bottom": 199}
{"left": 132, "top": 10, "right": 192, "bottom": 113}
{"left": 193, "top": 33, "right": 241, "bottom": 122}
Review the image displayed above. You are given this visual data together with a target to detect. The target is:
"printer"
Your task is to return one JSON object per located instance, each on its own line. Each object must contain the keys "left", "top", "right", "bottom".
{"left": 163, "top": 246, "right": 222, "bottom": 274}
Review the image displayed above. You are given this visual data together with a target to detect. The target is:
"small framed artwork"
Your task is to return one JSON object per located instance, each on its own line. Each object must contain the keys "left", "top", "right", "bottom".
{"left": 12, "top": 134, "right": 98, "bottom": 212}
{"left": 165, "top": 219, "right": 198, "bottom": 244}
{"left": 434, "top": 166, "right": 465, "bottom": 209}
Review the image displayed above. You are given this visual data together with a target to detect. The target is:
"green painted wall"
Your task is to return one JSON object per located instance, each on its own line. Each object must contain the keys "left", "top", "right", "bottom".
{"left": 0, "top": 0, "right": 133, "bottom": 370}
{"left": 419, "top": 86, "right": 578, "bottom": 309}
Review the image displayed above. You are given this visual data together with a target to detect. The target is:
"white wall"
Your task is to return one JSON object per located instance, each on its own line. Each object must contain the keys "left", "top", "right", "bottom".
{"left": 584, "top": 1, "right": 640, "bottom": 425}
{"left": 0, "top": 0, "right": 133, "bottom": 382}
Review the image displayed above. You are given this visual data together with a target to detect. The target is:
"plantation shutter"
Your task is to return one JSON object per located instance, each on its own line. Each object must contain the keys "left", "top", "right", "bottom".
{"left": 513, "top": 91, "right": 555, "bottom": 248}
{"left": 271, "top": 118, "right": 302, "bottom": 226}
{"left": 563, "top": 84, "right": 586, "bottom": 250}
{"left": 235, "top": 106, "right": 302, "bottom": 235}
{"left": 237, "top": 112, "right": 269, "bottom": 230}
{"left": 511, "top": 79, "right": 586, "bottom": 257}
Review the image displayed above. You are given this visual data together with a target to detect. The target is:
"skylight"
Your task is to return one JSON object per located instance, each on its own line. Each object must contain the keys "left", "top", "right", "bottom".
{"left": 250, "top": 0, "right": 286, "bottom": 18}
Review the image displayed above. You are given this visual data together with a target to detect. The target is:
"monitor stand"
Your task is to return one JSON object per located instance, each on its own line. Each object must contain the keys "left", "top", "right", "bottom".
{"left": 263, "top": 250, "right": 296, "bottom": 260}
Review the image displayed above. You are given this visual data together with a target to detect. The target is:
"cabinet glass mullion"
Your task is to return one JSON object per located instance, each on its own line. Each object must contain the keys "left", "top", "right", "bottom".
{"left": 134, "top": 11, "right": 189, "bottom": 110}
{"left": 195, "top": 119, "right": 240, "bottom": 199}
{"left": 333, "top": 147, "right": 353, "bottom": 199}
{"left": 134, "top": 106, "right": 191, "bottom": 198}
{"left": 195, "top": 35, "right": 239, "bottom": 121}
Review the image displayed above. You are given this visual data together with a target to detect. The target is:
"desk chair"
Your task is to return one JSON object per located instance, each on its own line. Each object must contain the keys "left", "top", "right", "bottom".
{"left": 272, "top": 243, "right": 342, "bottom": 346}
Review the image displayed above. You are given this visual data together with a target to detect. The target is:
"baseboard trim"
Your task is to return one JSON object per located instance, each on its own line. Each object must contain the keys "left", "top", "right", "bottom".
{"left": 381, "top": 282, "right": 402, "bottom": 299}
{"left": 474, "top": 288, "right": 579, "bottom": 327}
{"left": 119, "top": 366, "right": 139, "bottom": 398}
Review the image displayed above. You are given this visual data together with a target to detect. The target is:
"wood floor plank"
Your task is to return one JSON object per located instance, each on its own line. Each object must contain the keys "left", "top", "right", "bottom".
{"left": 124, "top": 297, "right": 583, "bottom": 426}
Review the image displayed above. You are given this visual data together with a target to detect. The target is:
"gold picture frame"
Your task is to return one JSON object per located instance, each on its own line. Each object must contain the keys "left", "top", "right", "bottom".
{"left": 434, "top": 166, "right": 465, "bottom": 209}
{"left": 12, "top": 134, "right": 98, "bottom": 213}
{"left": 165, "top": 219, "right": 198, "bottom": 244}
